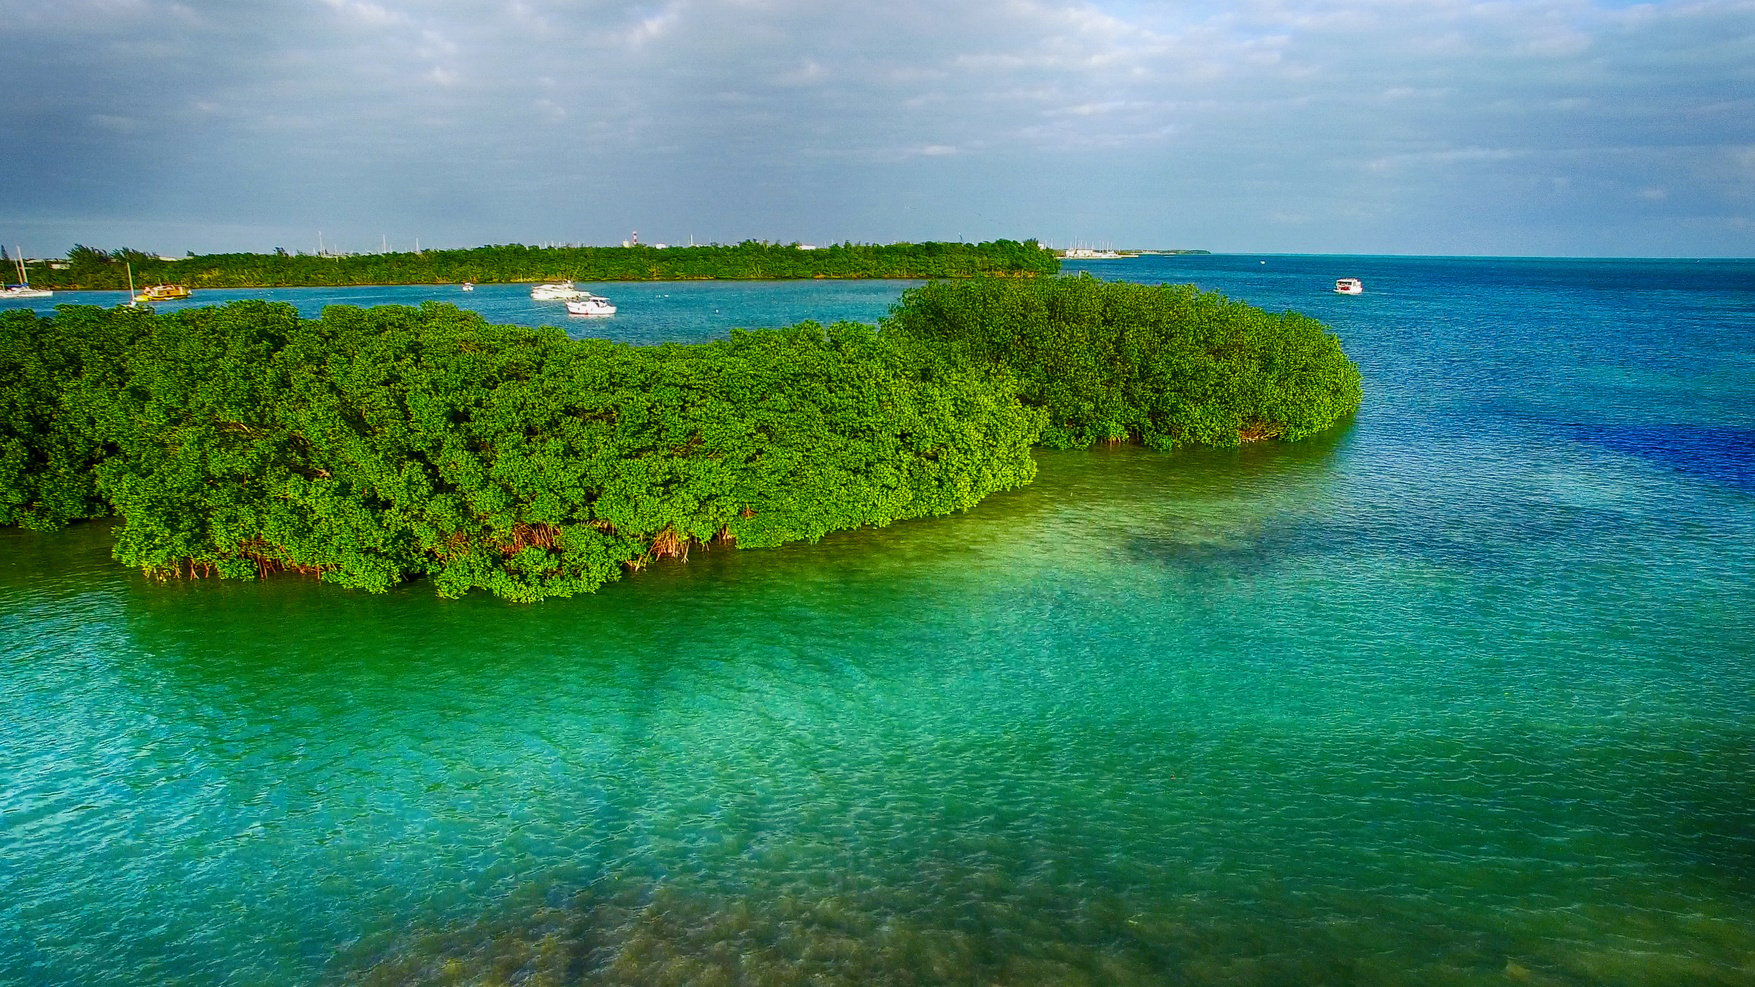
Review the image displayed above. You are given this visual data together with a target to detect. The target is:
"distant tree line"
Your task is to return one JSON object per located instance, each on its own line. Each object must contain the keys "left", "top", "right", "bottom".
{"left": 27, "top": 240, "right": 1060, "bottom": 290}
{"left": 1, "top": 275, "right": 1360, "bottom": 600}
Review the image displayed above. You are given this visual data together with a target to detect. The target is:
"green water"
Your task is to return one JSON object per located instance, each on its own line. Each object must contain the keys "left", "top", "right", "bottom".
{"left": 4, "top": 256, "right": 1754, "bottom": 985}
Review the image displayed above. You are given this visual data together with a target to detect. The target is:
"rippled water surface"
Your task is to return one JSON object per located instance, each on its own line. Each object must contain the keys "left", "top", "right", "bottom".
{"left": 4, "top": 256, "right": 1754, "bottom": 985}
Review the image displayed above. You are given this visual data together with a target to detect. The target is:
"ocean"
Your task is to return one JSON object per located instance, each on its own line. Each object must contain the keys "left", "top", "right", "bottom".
{"left": 3, "top": 255, "right": 1752, "bottom": 985}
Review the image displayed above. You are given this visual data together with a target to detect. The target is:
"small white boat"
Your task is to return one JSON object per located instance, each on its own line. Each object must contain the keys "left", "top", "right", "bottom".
{"left": 460, "top": 282, "right": 474, "bottom": 291}
{"left": 565, "top": 294, "right": 616, "bottom": 317}
{"left": 1334, "top": 278, "right": 1363, "bottom": 295}
{"left": 531, "top": 280, "right": 585, "bottom": 301}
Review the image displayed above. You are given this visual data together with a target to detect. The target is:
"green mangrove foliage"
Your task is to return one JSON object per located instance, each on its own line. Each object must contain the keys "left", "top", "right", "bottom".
{"left": 35, "top": 240, "right": 1059, "bottom": 290}
{"left": 0, "top": 301, "right": 1041, "bottom": 601}
{"left": 1, "top": 275, "right": 1362, "bottom": 599}
{"left": 0, "top": 304, "right": 153, "bottom": 529}
{"left": 881, "top": 275, "right": 1362, "bottom": 448}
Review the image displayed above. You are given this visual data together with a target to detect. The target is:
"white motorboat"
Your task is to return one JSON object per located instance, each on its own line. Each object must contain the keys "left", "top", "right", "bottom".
{"left": 1334, "top": 278, "right": 1363, "bottom": 295}
{"left": 565, "top": 295, "right": 616, "bottom": 317}
{"left": 530, "top": 280, "right": 585, "bottom": 301}
{"left": 460, "top": 282, "right": 474, "bottom": 291}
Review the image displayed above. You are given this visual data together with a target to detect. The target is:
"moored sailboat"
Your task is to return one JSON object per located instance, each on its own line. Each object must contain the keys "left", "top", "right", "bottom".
{"left": 2, "top": 247, "right": 52, "bottom": 299}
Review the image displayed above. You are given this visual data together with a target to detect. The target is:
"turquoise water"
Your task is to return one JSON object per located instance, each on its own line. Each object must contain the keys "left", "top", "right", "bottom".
{"left": 3, "top": 256, "right": 1753, "bottom": 985}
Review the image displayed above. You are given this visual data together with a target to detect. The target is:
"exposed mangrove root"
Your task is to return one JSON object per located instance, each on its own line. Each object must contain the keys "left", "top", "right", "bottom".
{"left": 143, "top": 549, "right": 330, "bottom": 582}
{"left": 145, "top": 560, "right": 220, "bottom": 581}
{"left": 648, "top": 526, "right": 689, "bottom": 562}
{"left": 500, "top": 522, "right": 563, "bottom": 555}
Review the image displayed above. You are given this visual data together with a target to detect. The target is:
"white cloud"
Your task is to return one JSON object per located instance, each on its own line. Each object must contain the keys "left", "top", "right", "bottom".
{"left": 776, "top": 60, "right": 827, "bottom": 86}
{"left": 317, "top": 0, "right": 400, "bottom": 27}
{"left": 89, "top": 114, "right": 144, "bottom": 134}
{"left": 417, "top": 30, "right": 460, "bottom": 59}
{"left": 627, "top": 3, "right": 684, "bottom": 45}
{"left": 1366, "top": 148, "right": 1525, "bottom": 173}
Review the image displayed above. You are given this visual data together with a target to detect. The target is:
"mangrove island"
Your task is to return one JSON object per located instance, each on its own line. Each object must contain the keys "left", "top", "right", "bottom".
{"left": 1, "top": 275, "right": 1362, "bottom": 601}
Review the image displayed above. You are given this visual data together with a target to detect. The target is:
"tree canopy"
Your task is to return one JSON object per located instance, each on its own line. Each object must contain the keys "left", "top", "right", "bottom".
{"left": 1, "top": 276, "right": 1360, "bottom": 600}
{"left": 881, "top": 274, "right": 1362, "bottom": 449}
{"left": 2, "top": 300, "right": 1041, "bottom": 600}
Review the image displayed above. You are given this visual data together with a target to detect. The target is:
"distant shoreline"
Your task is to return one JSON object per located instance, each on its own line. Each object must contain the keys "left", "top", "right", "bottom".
{"left": 17, "top": 240, "right": 1062, "bottom": 292}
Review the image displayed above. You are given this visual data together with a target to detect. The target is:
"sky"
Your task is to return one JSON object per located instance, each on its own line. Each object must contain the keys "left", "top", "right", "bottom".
{"left": 2, "top": 0, "right": 1752, "bottom": 258}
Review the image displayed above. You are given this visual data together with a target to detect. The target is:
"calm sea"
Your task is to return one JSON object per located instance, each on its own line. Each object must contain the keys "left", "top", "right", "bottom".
{"left": 3, "top": 256, "right": 1753, "bottom": 986}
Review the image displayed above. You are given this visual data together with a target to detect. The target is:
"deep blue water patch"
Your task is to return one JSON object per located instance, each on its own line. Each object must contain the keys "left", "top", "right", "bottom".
{"left": 1568, "top": 424, "right": 1755, "bottom": 493}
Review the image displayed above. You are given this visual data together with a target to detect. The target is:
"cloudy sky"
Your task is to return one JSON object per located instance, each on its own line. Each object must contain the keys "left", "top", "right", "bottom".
{"left": 3, "top": 0, "right": 1752, "bottom": 257}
